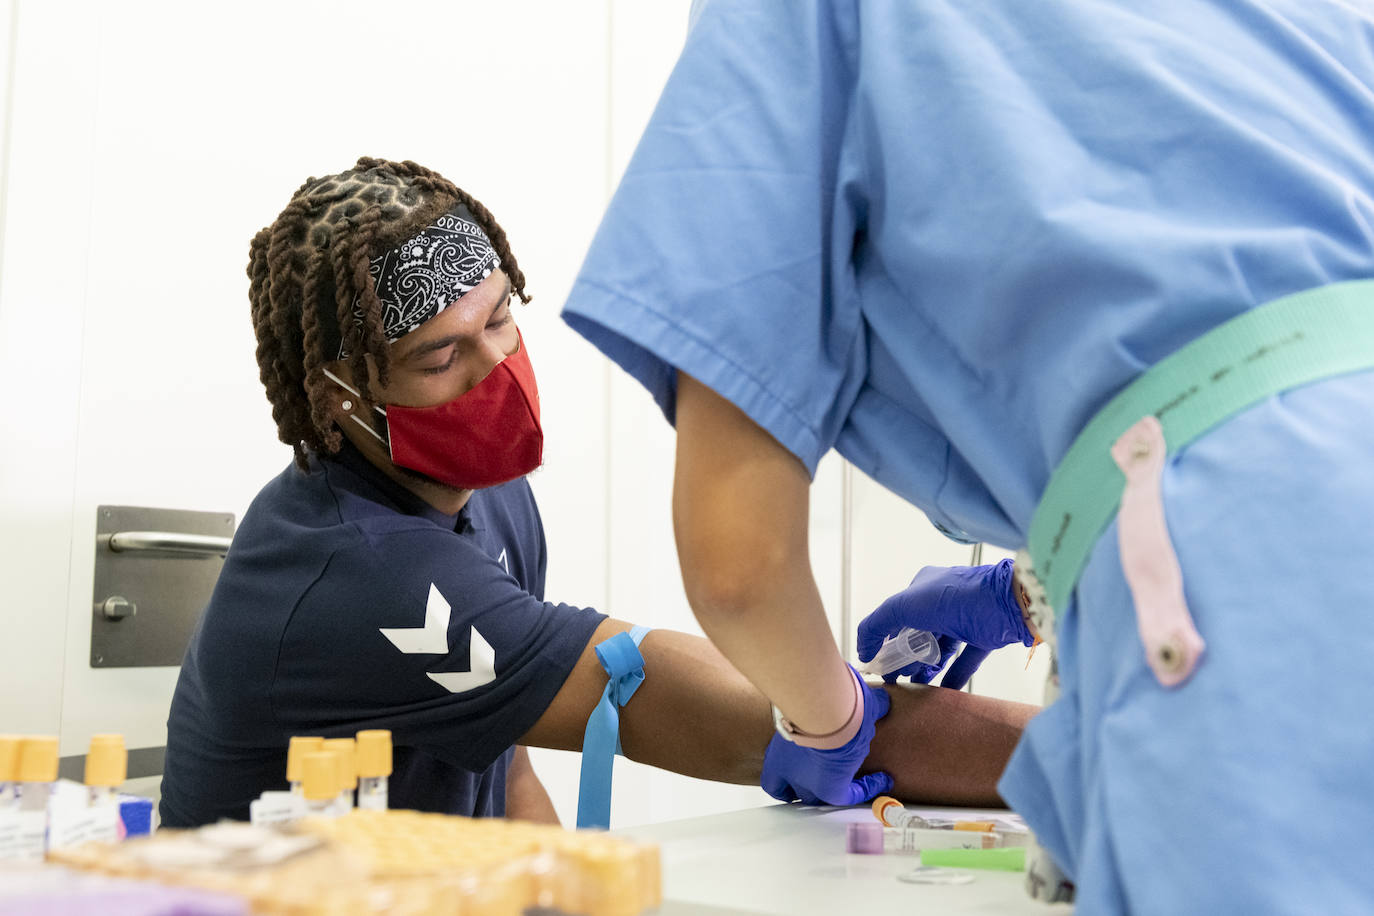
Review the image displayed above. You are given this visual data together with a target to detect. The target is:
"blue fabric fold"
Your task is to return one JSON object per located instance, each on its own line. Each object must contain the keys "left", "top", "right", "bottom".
{"left": 576, "top": 626, "right": 650, "bottom": 829}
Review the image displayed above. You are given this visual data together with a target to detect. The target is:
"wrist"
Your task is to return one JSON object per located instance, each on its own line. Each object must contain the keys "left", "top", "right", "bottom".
{"left": 772, "top": 666, "right": 865, "bottom": 750}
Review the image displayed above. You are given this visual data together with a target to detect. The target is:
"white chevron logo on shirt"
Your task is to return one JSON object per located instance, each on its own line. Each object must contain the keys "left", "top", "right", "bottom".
{"left": 379, "top": 582, "right": 497, "bottom": 693}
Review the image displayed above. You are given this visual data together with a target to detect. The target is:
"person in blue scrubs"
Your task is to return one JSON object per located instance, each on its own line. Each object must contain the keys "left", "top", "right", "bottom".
{"left": 562, "top": 2, "right": 1374, "bottom": 910}
{"left": 162, "top": 156, "right": 1035, "bottom": 829}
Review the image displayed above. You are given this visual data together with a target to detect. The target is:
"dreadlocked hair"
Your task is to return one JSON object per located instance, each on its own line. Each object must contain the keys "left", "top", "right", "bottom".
{"left": 246, "top": 157, "right": 531, "bottom": 469}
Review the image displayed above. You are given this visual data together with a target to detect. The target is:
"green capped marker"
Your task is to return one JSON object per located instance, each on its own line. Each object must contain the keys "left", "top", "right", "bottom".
{"left": 920, "top": 846, "right": 1027, "bottom": 872}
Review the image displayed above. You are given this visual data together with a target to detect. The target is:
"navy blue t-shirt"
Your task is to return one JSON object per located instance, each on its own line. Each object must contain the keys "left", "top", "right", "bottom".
{"left": 160, "top": 442, "right": 604, "bottom": 827}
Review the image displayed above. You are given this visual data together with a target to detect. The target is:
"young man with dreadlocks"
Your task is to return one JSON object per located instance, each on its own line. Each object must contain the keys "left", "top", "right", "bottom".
{"left": 159, "top": 157, "right": 1036, "bottom": 828}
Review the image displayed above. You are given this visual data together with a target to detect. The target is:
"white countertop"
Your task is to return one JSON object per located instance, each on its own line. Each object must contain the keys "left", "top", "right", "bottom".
{"left": 617, "top": 804, "right": 1073, "bottom": 916}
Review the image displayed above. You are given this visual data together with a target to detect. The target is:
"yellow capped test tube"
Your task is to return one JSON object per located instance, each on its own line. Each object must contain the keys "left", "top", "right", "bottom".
{"left": 12, "top": 736, "right": 57, "bottom": 860}
{"left": 0, "top": 734, "right": 22, "bottom": 805}
{"left": 355, "top": 729, "right": 392, "bottom": 811}
{"left": 873, "top": 796, "right": 921, "bottom": 828}
{"left": 322, "top": 737, "right": 357, "bottom": 811}
{"left": 85, "top": 734, "right": 127, "bottom": 807}
{"left": 17, "top": 736, "right": 58, "bottom": 810}
{"left": 286, "top": 736, "right": 324, "bottom": 796}
{"left": 873, "top": 796, "right": 996, "bottom": 832}
{"left": 300, "top": 751, "right": 340, "bottom": 816}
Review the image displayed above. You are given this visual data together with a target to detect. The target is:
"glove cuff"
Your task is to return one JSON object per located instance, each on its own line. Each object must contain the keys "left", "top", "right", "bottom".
{"left": 771, "top": 666, "right": 864, "bottom": 750}
{"left": 992, "top": 558, "right": 1035, "bottom": 647}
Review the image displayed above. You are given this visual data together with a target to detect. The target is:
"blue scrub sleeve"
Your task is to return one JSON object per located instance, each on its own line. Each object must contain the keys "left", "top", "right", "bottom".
{"left": 563, "top": 0, "right": 866, "bottom": 474}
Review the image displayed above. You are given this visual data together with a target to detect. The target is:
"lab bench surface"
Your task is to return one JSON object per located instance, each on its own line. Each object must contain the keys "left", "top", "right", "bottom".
{"left": 616, "top": 803, "right": 1073, "bottom": 916}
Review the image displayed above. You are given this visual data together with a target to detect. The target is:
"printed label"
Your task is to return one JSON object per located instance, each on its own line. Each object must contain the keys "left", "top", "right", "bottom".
{"left": 0, "top": 810, "right": 47, "bottom": 861}
{"left": 249, "top": 792, "right": 304, "bottom": 826}
{"left": 49, "top": 805, "right": 120, "bottom": 850}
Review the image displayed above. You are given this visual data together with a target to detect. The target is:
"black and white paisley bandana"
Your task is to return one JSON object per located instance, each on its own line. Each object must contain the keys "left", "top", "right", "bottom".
{"left": 334, "top": 203, "right": 501, "bottom": 359}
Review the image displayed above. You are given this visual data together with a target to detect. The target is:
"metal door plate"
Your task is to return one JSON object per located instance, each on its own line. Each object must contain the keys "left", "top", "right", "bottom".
{"left": 91, "top": 505, "right": 235, "bottom": 668}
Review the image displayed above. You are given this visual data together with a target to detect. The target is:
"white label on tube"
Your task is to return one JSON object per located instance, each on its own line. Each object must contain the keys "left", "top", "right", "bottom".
{"left": 250, "top": 791, "right": 304, "bottom": 826}
{"left": 357, "top": 780, "right": 387, "bottom": 811}
{"left": 0, "top": 810, "right": 22, "bottom": 860}
{"left": 887, "top": 827, "right": 1000, "bottom": 853}
{"left": 48, "top": 805, "right": 120, "bottom": 850}
{"left": 0, "top": 810, "right": 48, "bottom": 861}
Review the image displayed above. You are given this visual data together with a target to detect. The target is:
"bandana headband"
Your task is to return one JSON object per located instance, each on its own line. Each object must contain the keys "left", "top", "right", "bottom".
{"left": 335, "top": 203, "right": 502, "bottom": 359}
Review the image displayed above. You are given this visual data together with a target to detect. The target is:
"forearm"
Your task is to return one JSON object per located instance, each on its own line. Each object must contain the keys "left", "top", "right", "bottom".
{"left": 616, "top": 634, "right": 1035, "bottom": 800}
{"left": 863, "top": 683, "right": 1039, "bottom": 807}
{"left": 684, "top": 559, "right": 854, "bottom": 740}
{"left": 673, "top": 371, "right": 853, "bottom": 736}
{"left": 521, "top": 617, "right": 1036, "bottom": 798}
{"left": 617, "top": 629, "right": 773, "bottom": 783}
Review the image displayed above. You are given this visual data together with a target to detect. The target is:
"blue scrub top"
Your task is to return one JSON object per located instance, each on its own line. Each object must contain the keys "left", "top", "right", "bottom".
{"left": 563, "top": 0, "right": 1374, "bottom": 548}
{"left": 563, "top": 3, "right": 1374, "bottom": 910}
{"left": 161, "top": 442, "right": 604, "bottom": 827}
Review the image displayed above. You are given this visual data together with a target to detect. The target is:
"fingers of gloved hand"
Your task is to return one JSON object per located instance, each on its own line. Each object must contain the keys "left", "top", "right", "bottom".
{"left": 842, "top": 771, "right": 895, "bottom": 806}
{"left": 760, "top": 734, "right": 803, "bottom": 802}
{"left": 939, "top": 644, "right": 991, "bottom": 690}
{"left": 892, "top": 660, "right": 924, "bottom": 680}
{"left": 861, "top": 677, "right": 892, "bottom": 721}
{"left": 930, "top": 635, "right": 965, "bottom": 680}
{"left": 895, "top": 635, "right": 961, "bottom": 683}
{"left": 894, "top": 660, "right": 936, "bottom": 681}
{"left": 772, "top": 783, "right": 801, "bottom": 804}
{"left": 855, "top": 596, "right": 907, "bottom": 663}
{"left": 799, "top": 771, "right": 894, "bottom": 807}
{"left": 907, "top": 662, "right": 939, "bottom": 685}
{"left": 760, "top": 769, "right": 800, "bottom": 803}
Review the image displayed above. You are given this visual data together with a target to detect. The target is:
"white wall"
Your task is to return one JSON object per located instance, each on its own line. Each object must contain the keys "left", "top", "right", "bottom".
{"left": 0, "top": 0, "right": 99, "bottom": 741}
{"left": 0, "top": 0, "right": 1042, "bottom": 830}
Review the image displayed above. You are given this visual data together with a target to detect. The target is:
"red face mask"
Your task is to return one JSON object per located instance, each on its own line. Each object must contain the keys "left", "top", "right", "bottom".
{"left": 326, "top": 333, "right": 543, "bottom": 490}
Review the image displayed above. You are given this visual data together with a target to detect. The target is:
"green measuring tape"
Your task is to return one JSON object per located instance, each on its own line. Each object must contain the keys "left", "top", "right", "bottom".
{"left": 1017, "top": 279, "right": 1374, "bottom": 623}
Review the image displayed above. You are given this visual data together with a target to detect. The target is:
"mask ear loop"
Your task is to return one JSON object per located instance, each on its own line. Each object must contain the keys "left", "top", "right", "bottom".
{"left": 321, "top": 368, "right": 388, "bottom": 445}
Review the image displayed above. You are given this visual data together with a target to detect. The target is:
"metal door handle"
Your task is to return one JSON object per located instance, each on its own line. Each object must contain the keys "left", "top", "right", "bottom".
{"left": 105, "top": 531, "right": 232, "bottom": 557}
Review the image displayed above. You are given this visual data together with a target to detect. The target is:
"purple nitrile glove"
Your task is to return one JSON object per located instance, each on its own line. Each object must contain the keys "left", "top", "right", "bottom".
{"left": 856, "top": 559, "right": 1032, "bottom": 690}
{"left": 760, "top": 666, "right": 894, "bottom": 806}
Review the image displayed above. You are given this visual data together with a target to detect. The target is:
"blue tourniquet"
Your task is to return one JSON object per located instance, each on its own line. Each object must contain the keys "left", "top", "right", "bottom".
{"left": 576, "top": 626, "right": 651, "bottom": 829}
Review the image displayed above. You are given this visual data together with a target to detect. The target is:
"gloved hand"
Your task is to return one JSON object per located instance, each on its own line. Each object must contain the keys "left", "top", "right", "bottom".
{"left": 857, "top": 559, "right": 1032, "bottom": 690}
{"left": 760, "top": 666, "right": 894, "bottom": 806}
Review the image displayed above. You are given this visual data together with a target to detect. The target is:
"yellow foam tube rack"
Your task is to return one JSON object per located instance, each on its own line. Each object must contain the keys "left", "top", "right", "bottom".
{"left": 49, "top": 808, "right": 661, "bottom": 916}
